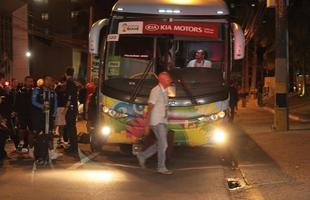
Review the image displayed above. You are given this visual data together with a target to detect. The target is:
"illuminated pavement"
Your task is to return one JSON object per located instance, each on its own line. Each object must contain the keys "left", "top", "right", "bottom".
{"left": 0, "top": 142, "right": 232, "bottom": 200}
{"left": 1, "top": 104, "right": 310, "bottom": 200}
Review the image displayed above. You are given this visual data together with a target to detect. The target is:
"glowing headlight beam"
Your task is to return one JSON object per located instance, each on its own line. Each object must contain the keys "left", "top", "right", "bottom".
{"left": 213, "top": 129, "right": 226, "bottom": 143}
{"left": 101, "top": 126, "right": 111, "bottom": 136}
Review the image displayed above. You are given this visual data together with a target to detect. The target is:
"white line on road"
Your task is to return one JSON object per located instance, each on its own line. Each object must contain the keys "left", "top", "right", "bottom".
{"left": 238, "top": 163, "right": 274, "bottom": 168}
{"left": 173, "top": 165, "right": 224, "bottom": 171}
{"left": 67, "top": 150, "right": 100, "bottom": 170}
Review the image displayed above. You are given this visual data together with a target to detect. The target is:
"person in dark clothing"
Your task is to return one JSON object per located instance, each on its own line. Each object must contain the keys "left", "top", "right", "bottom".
{"left": 229, "top": 82, "right": 239, "bottom": 122}
{"left": 8, "top": 78, "right": 18, "bottom": 108}
{"left": 32, "top": 75, "right": 57, "bottom": 134}
{"left": 0, "top": 72, "right": 10, "bottom": 162}
{"left": 64, "top": 68, "right": 79, "bottom": 155}
{"left": 55, "top": 77, "right": 68, "bottom": 147}
{"left": 16, "top": 76, "right": 34, "bottom": 152}
{"left": 0, "top": 115, "right": 10, "bottom": 167}
{"left": 6, "top": 78, "right": 20, "bottom": 151}
{"left": 31, "top": 75, "right": 57, "bottom": 162}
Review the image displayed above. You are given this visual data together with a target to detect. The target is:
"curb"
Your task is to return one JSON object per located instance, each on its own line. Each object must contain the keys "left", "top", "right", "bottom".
{"left": 262, "top": 107, "right": 310, "bottom": 123}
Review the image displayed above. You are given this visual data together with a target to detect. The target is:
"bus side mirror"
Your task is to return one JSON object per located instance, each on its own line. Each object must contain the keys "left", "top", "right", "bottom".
{"left": 231, "top": 23, "right": 245, "bottom": 60}
{"left": 89, "top": 19, "right": 109, "bottom": 55}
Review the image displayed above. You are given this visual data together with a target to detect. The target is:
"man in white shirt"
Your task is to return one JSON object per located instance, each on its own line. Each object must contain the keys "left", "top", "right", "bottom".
{"left": 187, "top": 49, "right": 212, "bottom": 68}
{"left": 137, "top": 72, "right": 173, "bottom": 175}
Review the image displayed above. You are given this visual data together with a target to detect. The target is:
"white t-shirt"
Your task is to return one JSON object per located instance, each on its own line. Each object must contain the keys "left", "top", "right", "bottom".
{"left": 187, "top": 59, "right": 212, "bottom": 68}
{"left": 148, "top": 84, "right": 168, "bottom": 126}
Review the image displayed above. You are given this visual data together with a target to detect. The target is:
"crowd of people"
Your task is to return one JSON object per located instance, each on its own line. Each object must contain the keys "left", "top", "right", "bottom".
{"left": 0, "top": 68, "right": 94, "bottom": 167}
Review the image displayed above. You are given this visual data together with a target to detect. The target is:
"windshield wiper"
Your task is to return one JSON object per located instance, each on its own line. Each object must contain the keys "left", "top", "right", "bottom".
{"left": 172, "top": 73, "right": 197, "bottom": 105}
{"left": 129, "top": 60, "right": 154, "bottom": 103}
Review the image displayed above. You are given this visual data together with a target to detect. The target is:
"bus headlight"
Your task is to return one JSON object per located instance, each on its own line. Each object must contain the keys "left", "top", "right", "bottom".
{"left": 218, "top": 111, "right": 226, "bottom": 118}
{"left": 210, "top": 114, "right": 219, "bottom": 121}
{"left": 213, "top": 129, "right": 226, "bottom": 143}
{"left": 101, "top": 126, "right": 111, "bottom": 136}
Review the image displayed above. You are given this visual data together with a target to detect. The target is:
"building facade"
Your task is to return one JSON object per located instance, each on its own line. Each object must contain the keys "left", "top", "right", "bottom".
{"left": 28, "top": 0, "right": 89, "bottom": 81}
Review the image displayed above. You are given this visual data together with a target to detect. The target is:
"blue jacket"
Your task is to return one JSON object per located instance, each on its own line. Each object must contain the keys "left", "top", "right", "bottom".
{"left": 32, "top": 86, "right": 57, "bottom": 117}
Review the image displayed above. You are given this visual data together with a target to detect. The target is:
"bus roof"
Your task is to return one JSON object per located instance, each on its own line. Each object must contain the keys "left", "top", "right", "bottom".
{"left": 112, "top": 0, "right": 229, "bottom": 16}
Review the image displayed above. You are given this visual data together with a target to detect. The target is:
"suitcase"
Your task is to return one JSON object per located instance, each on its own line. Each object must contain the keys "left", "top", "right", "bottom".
{"left": 34, "top": 132, "right": 50, "bottom": 162}
{"left": 143, "top": 129, "right": 175, "bottom": 162}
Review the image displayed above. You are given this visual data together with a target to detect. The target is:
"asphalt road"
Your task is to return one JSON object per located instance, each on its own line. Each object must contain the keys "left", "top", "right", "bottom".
{"left": 1, "top": 114, "right": 310, "bottom": 200}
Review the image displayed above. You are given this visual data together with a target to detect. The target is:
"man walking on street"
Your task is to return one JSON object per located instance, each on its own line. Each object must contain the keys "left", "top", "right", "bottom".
{"left": 137, "top": 72, "right": 173, "bottom": 175}
{"left": 64, "top": 68, "right": 79, "bottom": 156}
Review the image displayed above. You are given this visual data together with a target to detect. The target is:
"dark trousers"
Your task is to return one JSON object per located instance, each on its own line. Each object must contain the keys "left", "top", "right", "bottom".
{"left": 0, "top": 130, "right": 8, "bottom": 159}
{"left": 229, "top": 105, "right": 236, "bottom": 122}
{"left": 7, "top": 118, "right": 19, "bottom": 149}
{"left": 65, "top": 110, "right": 78, "bottom": 151}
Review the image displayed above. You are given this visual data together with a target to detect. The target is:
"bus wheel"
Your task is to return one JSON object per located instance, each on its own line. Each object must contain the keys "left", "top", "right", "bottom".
{"left": 119, "top": 144, "right": 132, "bottom": 155}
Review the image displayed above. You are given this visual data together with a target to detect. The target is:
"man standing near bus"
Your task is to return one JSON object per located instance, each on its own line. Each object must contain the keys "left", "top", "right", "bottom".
{"left": 187, "top": 49, "right": 212, "bottom": 68}
{"left": 64, "top": 68, "right": 79, "bottom": 156}
{"left": 137, "top": 72, "right": 173, "bottom": 175}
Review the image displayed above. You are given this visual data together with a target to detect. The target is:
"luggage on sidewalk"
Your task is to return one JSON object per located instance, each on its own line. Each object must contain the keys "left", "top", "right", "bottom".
{"left": 143, "top": 129, "right": 175, "bottom": 162}
{"left": 34, "top": 132, "right": 50, "bottom": 163}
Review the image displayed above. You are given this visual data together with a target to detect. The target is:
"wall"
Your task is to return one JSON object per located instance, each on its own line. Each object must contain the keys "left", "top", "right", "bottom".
{"left": 12, "top": 5, "right": 29, "bottom": 82}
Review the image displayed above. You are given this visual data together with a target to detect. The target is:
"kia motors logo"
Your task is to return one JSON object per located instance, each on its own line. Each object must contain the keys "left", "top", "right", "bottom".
{"left": 145, "top": 24, "right": 160, "bottom": 31}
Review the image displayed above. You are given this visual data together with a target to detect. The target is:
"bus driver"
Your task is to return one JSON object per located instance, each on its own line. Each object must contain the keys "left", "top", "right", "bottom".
{"left": 187, "top": 49, "right": 212, "bottom": 68}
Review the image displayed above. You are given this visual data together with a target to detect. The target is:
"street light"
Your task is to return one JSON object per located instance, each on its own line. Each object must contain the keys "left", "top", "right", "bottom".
{"left": 26, "top": 51, "right": 32, "bottom": 58}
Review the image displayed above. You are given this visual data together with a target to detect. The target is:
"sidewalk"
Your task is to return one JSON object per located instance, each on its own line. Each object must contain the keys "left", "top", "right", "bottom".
{"left": 263, "top": 95, "right": 310, "bottom": 123}
{"left": 235, "top": 99, "right": 310, "bottom": 184}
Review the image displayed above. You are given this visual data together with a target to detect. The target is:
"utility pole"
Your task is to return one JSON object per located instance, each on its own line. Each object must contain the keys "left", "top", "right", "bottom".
{"left": 274, "top": 0, "right": 289, "bottom": 131}
{"left": 251, "top": 39, "right": 257, "bottom": 98}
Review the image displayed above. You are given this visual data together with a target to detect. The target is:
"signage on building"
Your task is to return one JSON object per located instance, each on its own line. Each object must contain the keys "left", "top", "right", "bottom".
{"left": 118, "top": 21, "right": 219, "bottom": 38}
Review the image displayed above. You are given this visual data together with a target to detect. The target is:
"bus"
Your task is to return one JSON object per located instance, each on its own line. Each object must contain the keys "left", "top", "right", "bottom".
{"left": 88, "top": 0, "right": 245, "bottom": 153}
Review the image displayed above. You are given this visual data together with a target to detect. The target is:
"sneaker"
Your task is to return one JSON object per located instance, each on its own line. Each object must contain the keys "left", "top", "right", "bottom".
{"left": 17, "top": 144, "right": 23, "bottom": 152}
{"left": 137, "top": 153, "right": 145, "bottom": 168}
{"left": 21, "top": 148, "right": 29, "bottom": 153}
{"left": 157, "top": 168, "right": 173, "bottom": 175}
{"left": 28, "top": 148, "right": 34, "bottom": 159}
{"left": 63, "top": 142, "right": 69, "bottom": 148}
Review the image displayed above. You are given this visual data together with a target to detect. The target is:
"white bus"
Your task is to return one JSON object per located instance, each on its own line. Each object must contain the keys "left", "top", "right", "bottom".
{"left": 88, "top": 0, "right": 245, "bottom": 152}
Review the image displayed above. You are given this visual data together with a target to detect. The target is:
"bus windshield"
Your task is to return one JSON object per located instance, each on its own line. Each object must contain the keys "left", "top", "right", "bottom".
{"left": 104, "top": 18, "right": 227, "bottom": 81}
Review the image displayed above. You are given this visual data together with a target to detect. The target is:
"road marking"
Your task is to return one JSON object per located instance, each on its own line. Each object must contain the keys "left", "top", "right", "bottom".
{"left": 238, "top": 163, "right": 273, "bottom": 168}
{"left": 174, "top": 165, "right": 223, "bottom": 171}
{"left": 67, "top": 150, "right": 100, "bottom": 170}
{"left": 31, "top": 161, "right": 37, "bottom": 183}
{"left": 99, "top": 162, "right": 141, "bottom": 169}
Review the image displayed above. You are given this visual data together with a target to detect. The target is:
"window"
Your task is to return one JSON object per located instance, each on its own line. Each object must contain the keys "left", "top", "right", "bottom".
{"left": 34, "top": 0, "right": 48, "bottom": 3}
{"left": 41, "top": 12, "right": 49, "bottom": 21}
{"left": 71, "top": 11, "right": 79, "bottom": 19}
{"left": 106, "top": 36, "right": 154, "bottom": 79}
